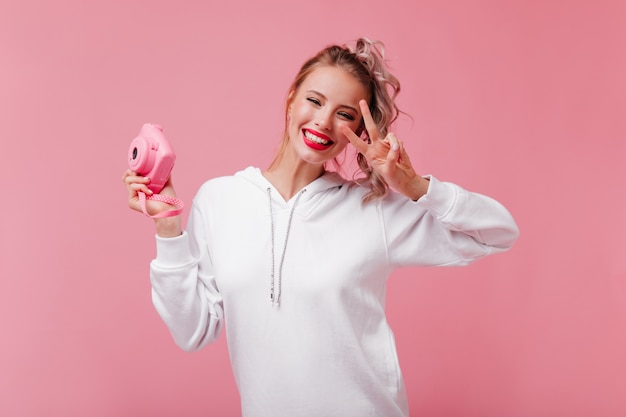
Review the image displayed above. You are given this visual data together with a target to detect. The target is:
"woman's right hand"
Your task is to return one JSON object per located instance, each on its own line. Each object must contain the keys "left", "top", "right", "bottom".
{"left": 122, "top": 169, "right": 182, "bottom": 237}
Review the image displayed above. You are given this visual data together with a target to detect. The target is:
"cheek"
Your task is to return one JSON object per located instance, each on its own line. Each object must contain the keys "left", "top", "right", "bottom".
{"left": 291, "top": 101, "right": 313, "bottom": 120}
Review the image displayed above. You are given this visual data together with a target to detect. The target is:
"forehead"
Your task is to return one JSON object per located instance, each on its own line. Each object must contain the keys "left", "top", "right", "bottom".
{"left": 299, "top": 66, "right": 369, "bottom": 103}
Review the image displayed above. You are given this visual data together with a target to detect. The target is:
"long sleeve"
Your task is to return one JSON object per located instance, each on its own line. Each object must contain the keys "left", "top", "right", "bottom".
{"left": 382, "top": 175, "right": 519, "bottom": 267}
{"left": 149, "top": 200, "right": 224, "bottom": 351}
{"left": 141, "top": 167, "right": 518, "bottom": 417}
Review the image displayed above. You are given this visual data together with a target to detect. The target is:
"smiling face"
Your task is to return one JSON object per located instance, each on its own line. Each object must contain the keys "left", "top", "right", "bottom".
{"left": 285, "top": 65, "right": 369, "bottom": 167}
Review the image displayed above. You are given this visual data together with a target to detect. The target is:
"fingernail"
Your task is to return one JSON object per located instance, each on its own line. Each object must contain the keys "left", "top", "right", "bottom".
{"left": 392, "top": 143, "right": 399, "bottom": 151}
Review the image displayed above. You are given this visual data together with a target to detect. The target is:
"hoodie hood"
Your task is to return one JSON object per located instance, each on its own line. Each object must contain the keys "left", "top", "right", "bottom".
{"left": 234, "top": 166, "right": 347, "bottom": 206}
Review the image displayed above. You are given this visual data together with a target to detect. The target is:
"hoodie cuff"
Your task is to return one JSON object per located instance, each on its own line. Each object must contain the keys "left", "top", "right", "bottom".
{"left": 414, "top": 175, "right": 458, "bottom": 219}
{"left": 154, "top": 231, "right": 195, "bottom": 268}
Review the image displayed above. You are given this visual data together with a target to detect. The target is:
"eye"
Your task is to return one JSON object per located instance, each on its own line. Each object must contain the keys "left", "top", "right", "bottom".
{"left": 307, "top": 97, "right": 321, "bottom": 106}
{"left": 338, "top": 112, "right": 355, "bottom": 121}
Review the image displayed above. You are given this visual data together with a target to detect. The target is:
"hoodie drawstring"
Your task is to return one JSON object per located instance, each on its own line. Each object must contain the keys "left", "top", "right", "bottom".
{"left": 267, "top": 187, "right": 306, "bottom": 308}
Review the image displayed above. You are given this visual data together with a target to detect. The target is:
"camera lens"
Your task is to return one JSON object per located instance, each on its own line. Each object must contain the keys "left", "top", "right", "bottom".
{"left": 132, "top": 147, "right": 138, "bottom": 160}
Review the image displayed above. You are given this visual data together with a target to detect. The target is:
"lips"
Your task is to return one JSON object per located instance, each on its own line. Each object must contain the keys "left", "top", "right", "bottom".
{"left": 302, "top": 128, "right": 333, "bottom": 150}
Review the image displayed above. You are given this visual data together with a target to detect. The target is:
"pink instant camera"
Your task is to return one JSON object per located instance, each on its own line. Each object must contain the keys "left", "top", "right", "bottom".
{"left": 128, "top": 123, "right": 176, "bottom": 193}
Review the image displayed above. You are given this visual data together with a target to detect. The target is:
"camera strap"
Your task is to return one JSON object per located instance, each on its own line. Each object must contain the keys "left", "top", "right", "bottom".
{"left": 138, "top": 191, "right": 184, "bottom": 218}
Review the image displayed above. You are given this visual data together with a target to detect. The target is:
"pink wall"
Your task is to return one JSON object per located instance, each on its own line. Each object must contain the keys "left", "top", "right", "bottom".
{"left": 1, "top": 1, "right": 624, "bottom": 416}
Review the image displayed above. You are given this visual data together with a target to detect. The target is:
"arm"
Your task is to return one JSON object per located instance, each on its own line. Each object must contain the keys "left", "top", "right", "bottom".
{"left": 341, "top": 100, "right": 518, "bottom": 266}
{"left": 382, "top": 175, "right": 519, "bottom": 267}
{"left": 148, "top": 192, "right": 224, "bottom": 351}
{"left": 123, "top": 171, "right": 223, "bottom": 351}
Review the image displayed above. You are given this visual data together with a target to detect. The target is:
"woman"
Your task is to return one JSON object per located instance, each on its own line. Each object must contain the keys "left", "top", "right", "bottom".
{"left": 123, "top": 38, "right": 519, "bottom": 417}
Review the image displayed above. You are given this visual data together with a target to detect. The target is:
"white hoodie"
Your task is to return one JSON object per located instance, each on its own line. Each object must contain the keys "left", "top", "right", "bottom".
{"left": 150, "top": 166, "right": 519, "bottom": 417}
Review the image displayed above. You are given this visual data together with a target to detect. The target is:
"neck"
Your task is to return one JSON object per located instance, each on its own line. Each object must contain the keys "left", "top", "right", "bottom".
{"left": 263, "top": 152, "right": 325, "bottom": 201}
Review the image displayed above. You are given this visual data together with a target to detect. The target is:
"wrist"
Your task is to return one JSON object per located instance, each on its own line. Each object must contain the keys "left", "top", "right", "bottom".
{"left": 155, "top": 216, "right": 182, "bottom": 238}
{"left": 405, "top": 175, "right": 430, "bottom": 201}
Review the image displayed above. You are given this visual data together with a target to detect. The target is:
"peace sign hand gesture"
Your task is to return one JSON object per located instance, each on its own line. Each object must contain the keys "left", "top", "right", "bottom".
{"left": 341, "top": 100, "right": 429, "bottom": 201}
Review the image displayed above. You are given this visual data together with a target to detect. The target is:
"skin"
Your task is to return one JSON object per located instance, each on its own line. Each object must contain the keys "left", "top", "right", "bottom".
{"left": 263, "top": 66, "right": 367, "bottom": 200}
{"left": 341, "top": 99, "right": 429, "bottom": 202}
{"left": 122, "top": 65, "right": 429, "bottom": 237}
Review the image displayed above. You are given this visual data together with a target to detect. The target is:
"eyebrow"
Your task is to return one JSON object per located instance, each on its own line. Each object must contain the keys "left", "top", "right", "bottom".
{"left": 306, "top": 90, "right": 360, "bottom": 114}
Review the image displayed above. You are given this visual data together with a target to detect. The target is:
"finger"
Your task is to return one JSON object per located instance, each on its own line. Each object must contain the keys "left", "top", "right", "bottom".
{"left": 129, "top": 182, "right": 153, "bottom": 197}
{"left": 385, "top": 133, "right": 400, "bottom": 165}
{"left": 398, "top": 140, "right": 411, "bottom": 165}
{"left": 392, "top": 137, "right": 411, "bottom": 166}
{"left": 359, "top": 100, "right": 380, "bottom": 143}
{"left": 341, "top": 125, "right": 368, "bottom": 154}
{"left": 124, "top": 172, "right": 150, "bottom": 186}
{"left": 122, "top": 169, "right": 138, "bottom": 183}
{"left": 388, "top": 133, "right": 400, "bottom": 153}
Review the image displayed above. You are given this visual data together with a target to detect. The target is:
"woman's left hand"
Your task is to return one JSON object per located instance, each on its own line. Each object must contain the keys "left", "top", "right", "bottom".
{"left": 341, "top": 100, "right": 429, "bottom": 201}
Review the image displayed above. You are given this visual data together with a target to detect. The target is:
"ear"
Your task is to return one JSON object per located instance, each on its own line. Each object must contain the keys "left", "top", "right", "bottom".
{"left": 286, "top": 90, "right": 295, "bottom": 116}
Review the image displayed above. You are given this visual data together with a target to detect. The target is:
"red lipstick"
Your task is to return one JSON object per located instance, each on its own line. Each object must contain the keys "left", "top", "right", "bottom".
{"left": 302, "top": 128, "right": 333, "bottom": 150}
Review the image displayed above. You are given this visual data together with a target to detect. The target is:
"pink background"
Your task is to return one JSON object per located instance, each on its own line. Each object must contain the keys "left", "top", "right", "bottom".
{"left": 1, "top": 1, "right": 625, "bottom": 416}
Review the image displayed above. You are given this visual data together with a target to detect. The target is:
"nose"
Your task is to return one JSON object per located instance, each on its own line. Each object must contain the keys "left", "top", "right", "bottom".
{"left": 315, "top": 110, "right": 332, "bottom": 131}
